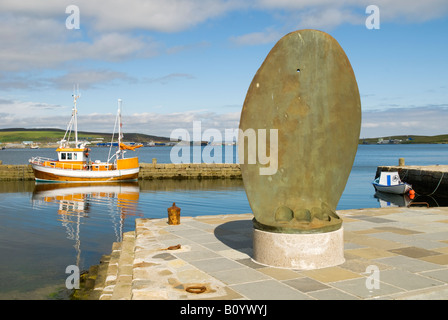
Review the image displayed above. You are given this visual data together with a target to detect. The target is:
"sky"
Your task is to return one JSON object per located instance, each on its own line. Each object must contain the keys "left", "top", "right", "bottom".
{"left": 0, "top": 0, "right": 447, "bottom": 140}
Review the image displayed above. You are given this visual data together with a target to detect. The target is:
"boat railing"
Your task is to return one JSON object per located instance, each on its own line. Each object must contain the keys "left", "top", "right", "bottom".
{"left": 30, "top": 156, "right": 115, "bottom": 171}
{"left": 29, "top": 156, "right": 54, "bottom": 166}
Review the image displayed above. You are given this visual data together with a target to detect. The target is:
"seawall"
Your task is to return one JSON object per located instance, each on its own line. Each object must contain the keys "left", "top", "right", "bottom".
{"left": 0, "top": 161, "right": 242, "bottom": 181}
{"left": 0, "top": 164, "right": 34, "bottom": 181}
{"left": 376, "top": 165, "right": 448, "bottom": 197}
{"left": 139, "top": 162, "right": 241, "bottom": 180}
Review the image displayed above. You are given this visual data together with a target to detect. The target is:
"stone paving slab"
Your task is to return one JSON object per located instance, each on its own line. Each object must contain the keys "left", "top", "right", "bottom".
{"left": 99, "top": 207, "right": 448, "bottom": 300}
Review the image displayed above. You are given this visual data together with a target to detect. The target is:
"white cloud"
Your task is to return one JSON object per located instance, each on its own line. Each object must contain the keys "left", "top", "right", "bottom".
{"left": 1, "top": 0, "right": 447, "bottom": 70}
{"left": 361, "top": 105, "right": 448, "bottom": 138}
{"left": 0, "top": 0, "right": 241, "bottom": 32}
{"left": 0, "top": 69, "right": 135, "bottom": 91}
{"left": 0, "top": 19, "right": 159, "bottom": 72}
{"left": 49, "top": 70, "right": 136, "bottom": 90}
{"left": 0, "top": 98, "right": 69, "bottom": 128}
{"left": 144, "top": 73, "right": 195, "bottom": 85}
{"left": 230, "top": 28, "right": 283, "bottom": 46}
{"left": 230, "top": 0, "right": 448, "bottom": 45}
{"left": 0, "top": 97, "right": 241, "bottom": 137}
{"left": 254, "top": 0, "right": 448, "bottom": 22}
{"left": 294, "top": 7, "right": 364, "bottom": 30}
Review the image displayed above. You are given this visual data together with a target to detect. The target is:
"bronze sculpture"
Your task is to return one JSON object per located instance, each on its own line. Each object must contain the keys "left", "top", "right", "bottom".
{"left": 239, "top": 29, "right": 361, "bottom": 234}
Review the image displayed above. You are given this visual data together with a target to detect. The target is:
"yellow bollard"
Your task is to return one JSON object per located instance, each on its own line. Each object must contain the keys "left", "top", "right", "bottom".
{"left": 399, "top": 158, "right": 405, "bottom": 166}
{"left": 167, "top": 202, "right": 181, "bottom": 225}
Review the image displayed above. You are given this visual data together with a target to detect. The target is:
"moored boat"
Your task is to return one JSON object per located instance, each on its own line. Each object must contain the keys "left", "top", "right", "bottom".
{"left": 372, "top": 171, "right": 412, "bottom": 195}
{"left": 29, "top": 93, "right": 142, "bottom": 183}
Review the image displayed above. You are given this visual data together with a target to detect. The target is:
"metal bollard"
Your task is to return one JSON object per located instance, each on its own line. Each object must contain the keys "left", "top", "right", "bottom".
{"left": 167, "top": 202, "right": 181, "bottom": 225}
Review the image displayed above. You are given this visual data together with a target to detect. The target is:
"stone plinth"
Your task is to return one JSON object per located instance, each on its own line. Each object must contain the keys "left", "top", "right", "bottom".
{"left": 252, "top": 227, "right": 345, "bottom": 270}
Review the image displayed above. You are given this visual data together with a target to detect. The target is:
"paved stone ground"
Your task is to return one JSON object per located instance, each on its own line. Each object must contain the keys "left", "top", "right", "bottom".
{"left": 91, "top": 206, "right": 448, "bottom": 300}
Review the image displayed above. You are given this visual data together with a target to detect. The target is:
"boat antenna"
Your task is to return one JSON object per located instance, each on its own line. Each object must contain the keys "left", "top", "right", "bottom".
{"left": 118, "top": 99, "right": 123, "bottom": 148}
{"left": 107, "top": 98, "right": 124, "bottom": 163}
{"left": 73, "top": 85, "right": 80, "bottom": 147}
{"left": 60, "top": 85, "right": 80, "bottom": 148}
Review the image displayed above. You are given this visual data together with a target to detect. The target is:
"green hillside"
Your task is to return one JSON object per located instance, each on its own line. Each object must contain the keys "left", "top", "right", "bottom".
{"left": 0, "top": 128, "right": 171, "bottom": 144}
{"left": 360, "top": 134, "right": 448, "bottom": 144}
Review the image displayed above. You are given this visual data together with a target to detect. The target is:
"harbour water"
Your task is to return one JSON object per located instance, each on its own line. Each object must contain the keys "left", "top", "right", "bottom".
{"left": 0, "top": 144, "right": 447, "bottom": 299}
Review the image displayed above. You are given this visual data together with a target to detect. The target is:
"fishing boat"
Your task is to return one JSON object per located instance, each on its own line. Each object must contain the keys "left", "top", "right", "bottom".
{"left": 29, "top": 92, "right": 142, "bottom": 183}
{"left": 372, "top": 171, "right": 412, "bottom": 195}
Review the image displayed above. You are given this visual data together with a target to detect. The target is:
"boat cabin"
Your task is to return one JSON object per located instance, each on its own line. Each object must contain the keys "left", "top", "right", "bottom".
{"left": 56, "top": 148, "right": 88, "bottom": 163}
{"left": 378, "top": 172, "right": 401, "bottom": 186}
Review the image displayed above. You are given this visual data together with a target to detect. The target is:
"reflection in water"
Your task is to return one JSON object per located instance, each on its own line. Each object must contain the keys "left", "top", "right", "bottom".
{"left": 139, "top": 178, "right": 244, "bottom": 192}
{"left": 374, "top": 191, "right": 448, "bottom": 208}
{"left": 0, "top": 179, "right": 250, "bottom": 299}
{"left": 28, "top": 179, "right": 247, "bottom": 273}
{"left": 374, "top": 191, "right": 411, "bottom": 208}
{"left": 31, "top": 182, "right": 141, "bottom": 268}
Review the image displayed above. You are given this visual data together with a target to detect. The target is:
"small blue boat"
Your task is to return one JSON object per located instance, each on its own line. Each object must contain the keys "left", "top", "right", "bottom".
{"left": 372, "top": 172, "right": 412, "bottom": 195}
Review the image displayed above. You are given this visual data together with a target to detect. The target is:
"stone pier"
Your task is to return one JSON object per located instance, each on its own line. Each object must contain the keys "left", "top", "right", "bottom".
{"left": 78, "top": 207, "right": 448, "bottom": 300}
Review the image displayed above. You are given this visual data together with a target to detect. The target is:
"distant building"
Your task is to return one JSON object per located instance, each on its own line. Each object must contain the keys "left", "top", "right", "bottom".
{"left": 22, "top": 141, "right": 33, "bottom": 145}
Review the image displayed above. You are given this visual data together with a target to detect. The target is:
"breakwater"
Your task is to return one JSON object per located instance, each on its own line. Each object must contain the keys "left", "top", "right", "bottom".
{"left": 139, "top": 161, "right": 241, "bottom": 180}
{"left": 0, "top": 161, "right": 242, "bottom": 181}
{"left": 376, "top": 164, "right": 448, "bottom": 197}
{"left": 0, "top": 163, "right": 34, "bottom": 181}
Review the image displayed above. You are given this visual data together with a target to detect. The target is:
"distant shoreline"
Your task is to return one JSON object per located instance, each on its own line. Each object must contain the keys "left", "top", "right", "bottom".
{"left": 1, "top": 128, "right": 448, "bottom": 146}
{"left": 360, "top": 134, "right": 448, "bottom": 145}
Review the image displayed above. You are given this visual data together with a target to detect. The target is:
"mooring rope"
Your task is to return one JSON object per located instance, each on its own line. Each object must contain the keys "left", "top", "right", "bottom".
{"left": 424, "top": 172, "right": 445, "bottom": 196}
{"left": 422, "top": 172, "right": 445, "bottom": 196}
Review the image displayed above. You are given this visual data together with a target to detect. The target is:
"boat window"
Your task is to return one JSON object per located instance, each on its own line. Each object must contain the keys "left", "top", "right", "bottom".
{"left": 74, "top": 153, "right": 78, "bottom": 160}
{"left": 67, "top": 153, "right": 72, "bottom": 160}
{"left": 61, "top": 153, "right": 66, "bottom": 160}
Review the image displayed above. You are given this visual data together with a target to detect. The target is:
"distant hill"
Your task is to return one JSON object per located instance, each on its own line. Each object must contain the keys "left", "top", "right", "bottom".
{"left": 0, "top": 128, "right": 172, "bottom": 144}
{"left": 2, "top": 128, "right": 447, "bottom": 145}
{"left": 360, "top": 134, "right": 448, "bottom": 144}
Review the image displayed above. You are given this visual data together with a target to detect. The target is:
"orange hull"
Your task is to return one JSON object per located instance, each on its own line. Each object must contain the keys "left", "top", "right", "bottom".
{"left": 32, "top": 168, "right": 139, "bottom": 182}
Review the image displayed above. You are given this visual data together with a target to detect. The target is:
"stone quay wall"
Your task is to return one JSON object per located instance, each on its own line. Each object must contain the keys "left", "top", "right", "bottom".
{"left": 0, "top": 161, "right": 242, "bottom": 181}
{"left": 139, "top": 162, "right": 241, "bottom": 180}
{"left": 0, "top": 163, "right": 35, "bottom": 181}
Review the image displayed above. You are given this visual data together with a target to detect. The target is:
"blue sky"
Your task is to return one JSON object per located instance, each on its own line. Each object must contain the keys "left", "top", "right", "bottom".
{"left": 0, "top": 1, "right": 447, "bottom": 139}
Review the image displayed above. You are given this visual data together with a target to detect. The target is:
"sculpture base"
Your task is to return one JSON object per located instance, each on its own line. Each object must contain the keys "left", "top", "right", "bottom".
{"left": 252, "top": 227, "right": 345, "bottom": 270}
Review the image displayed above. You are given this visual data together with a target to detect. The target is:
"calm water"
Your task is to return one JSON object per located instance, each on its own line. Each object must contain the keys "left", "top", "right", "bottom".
{"left": 0, "top": 144, "right": 447, "bottom": 299}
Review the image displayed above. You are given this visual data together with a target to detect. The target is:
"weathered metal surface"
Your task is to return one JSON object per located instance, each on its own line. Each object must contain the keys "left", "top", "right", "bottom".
{"left": 239, "top": 29, "right": 361, "bottom": 234}
{"left": 167, "top": 202, "right": 181, "bottom": 225}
